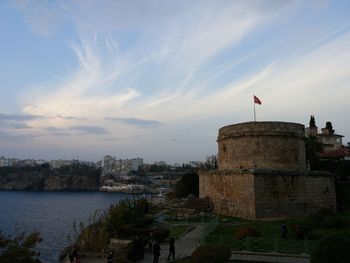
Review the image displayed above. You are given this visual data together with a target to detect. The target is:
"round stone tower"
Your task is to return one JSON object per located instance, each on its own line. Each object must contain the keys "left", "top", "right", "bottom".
{"left": 217, "top": 121, "right": 306, "bottom": 171}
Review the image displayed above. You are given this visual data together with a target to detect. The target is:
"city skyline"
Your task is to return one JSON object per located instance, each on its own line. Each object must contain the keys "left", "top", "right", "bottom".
{"left": 1, "top": 0, "right": 350, "bottom": 163}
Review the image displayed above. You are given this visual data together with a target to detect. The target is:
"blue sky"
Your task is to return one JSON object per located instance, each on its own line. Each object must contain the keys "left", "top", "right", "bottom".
{"left": 0, "top": 0, "right": 349, "bottom": 163}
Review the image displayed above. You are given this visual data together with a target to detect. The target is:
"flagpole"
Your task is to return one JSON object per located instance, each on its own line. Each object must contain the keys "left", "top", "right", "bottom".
{"left": 254, "top": 99, "right": 256, "bottom": 122}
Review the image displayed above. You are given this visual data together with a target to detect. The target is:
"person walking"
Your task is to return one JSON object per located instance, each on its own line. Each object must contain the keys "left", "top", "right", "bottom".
{"left": 153, "top": 241, "right": 161, "bottom": 263}
{"left": 107, "top": 251, "right": 114, "bottom": 263}
{"left": 167, "top": 237, "right": 175, "bottom": 262}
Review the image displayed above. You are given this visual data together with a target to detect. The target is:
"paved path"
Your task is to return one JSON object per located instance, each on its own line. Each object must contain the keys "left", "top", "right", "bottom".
{"left": 63, "top": 224, "right": 205, "bottom": 263}
{"left": 139, "top": 224, "right": 205, "bottom": 263}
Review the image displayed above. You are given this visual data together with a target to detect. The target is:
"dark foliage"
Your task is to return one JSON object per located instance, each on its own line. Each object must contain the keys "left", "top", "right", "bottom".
{"left": 153, "top": 226, "right": 170, "bottom": 242}
{"left": 190, "top": 244, "right": 231, "bottom": 263}
{"left": 311, "top": 233, "right": 350, "bottom": 263}
{"left": 290, "top": 218, "right": 316, "bottom": 240}
{"left": 325, "top": 121, "right": 335, "bottom": 134}
{"left": 309, "top": 208, "right": 335, "bottom": 223}
{"left": 309, "top": 115, "right": 316, "bottom": 128}
{"left": 0, "top": 231, "right": 42, "bottom": 263}
{"left": 102, "top": 198, "right": 152, "bottom": 239}
{"left": 127, "top": 236, "right": 145, "bottom": 261}
{"left": 175, "top": 172, "right": 199, "bottom": 198}
{"left": 235, "top": 227, "right": 260, "bottom": 239}
{"left": 305, "top": 136, "right": 323, "bottom": 170}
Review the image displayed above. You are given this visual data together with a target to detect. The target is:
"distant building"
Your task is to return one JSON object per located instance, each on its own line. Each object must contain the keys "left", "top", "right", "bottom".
{"left": 100, "top": 155, "right": 143, "bottom": 175}
{"left": 305, "top": 116, "right": 344, "bottom": 152}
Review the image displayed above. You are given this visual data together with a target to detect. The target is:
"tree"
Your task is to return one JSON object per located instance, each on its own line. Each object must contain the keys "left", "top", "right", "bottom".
{"left": 325, "top": 121, "right": 335, "bottom": 134}
{"left": 305, "top": 136, "right": 323, "bottom": 170}
{"left": 0, "top": 231, "right": 42, "bottom": 263}
{"left": 175, "top": 172, "right": 199, "bottom": 198}
{"left": 309, "top": 115, "right": 316, "bottom": 128}
{"left": 311, "top": 233, "right": 350, "bottom": 263}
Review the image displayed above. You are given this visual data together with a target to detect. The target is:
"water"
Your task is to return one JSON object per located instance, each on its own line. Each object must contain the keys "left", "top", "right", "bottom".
{"left": 0, "top": 191, "right": 131, "bottom": 262}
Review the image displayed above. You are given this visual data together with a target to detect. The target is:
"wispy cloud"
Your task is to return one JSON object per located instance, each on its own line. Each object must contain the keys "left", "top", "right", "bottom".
{"left": 5, "top": 0, "right": 350, "bottom": 162}
{"left": 0, "top": 113, "right": 43, "bottom": 121}
{"left": 106, "top": 117, "right": 162, "bottom": 128}
{"left": 69, "top": 125, "right": 109, "bottom": 135}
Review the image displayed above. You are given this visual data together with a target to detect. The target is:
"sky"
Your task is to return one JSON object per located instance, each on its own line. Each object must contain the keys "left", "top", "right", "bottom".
{"left": 0, "top": 0, "right": 350, "bottom": 164}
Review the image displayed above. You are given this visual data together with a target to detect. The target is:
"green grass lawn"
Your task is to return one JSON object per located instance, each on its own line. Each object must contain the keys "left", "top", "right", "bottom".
{"left": 204, "top": 210, "right": 350, "bottom": 255}
{"left": 168, "top": 225, "right": 193, "bottom": 238}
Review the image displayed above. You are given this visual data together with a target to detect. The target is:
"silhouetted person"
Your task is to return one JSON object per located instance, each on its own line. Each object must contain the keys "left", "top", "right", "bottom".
{"left": 153, "top": 241, "right": 161, "bottom": 263}
{"left": 167, "top": 237, "right": 175, "bottom": 261}
{"left": 107, "top": 251, "right": 114, "bottom": 263}
{"left": 148, "top": 231, "right": 154, "bottom": 253}
{"left": 280, "top": 223, "right": 288, "bottom": 239}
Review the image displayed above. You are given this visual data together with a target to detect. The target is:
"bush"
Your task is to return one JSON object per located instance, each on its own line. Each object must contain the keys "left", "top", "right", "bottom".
{"left": 133, "top": 215, "right": 154, "bottom": 228}
{"left": 134, "top": 198, "right": 151, "bottom": 214}
{"left": 311, "top": 233, "right": 350, "bottom": 263}
{"left": 190, "top": 244, "right": 231, "bottom": 263}
{"left": 235, "top": 227, "right": 260, "bottom": 239}
{"left": 119, "top": 226, "right": 150, "bottom": 239}
{"left": 127, "top": 236, "right": 145, "bottom": 261}
{"left": 309, "top": 208, "right": 335, "bottom": 223}
{"left": 290, "top": 219, "right": 316, "bottom": 240}
{"left": 153, "top": 226, "right": 170, "bottom": 242}
{"left": 319, "top": 216, "right": 344, "bottom": 228}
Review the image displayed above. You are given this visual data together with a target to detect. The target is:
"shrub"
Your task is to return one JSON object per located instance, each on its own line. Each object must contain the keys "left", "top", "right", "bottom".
{"left": 133, "top": 215, "right": 154, "bottom": 228}
{"left": 134, "top": 198, "right": 151, "bottom": 215}
{"left": 309, "top": 208, "right": 335, "bottom": 223}
{"left": 290, "top": 219, "right": 316, "bottom": 240}
{"left": 311, "top": 233, "right": 350, "bottom": 263}
{"left": 119, "top": 226, "right": 150, "bottom": 239}
{"left": 319, "top": 216, "right": 344, "bottom": 229}
{"left": 190, "top": 244, "right": 231, "bottom": 263}
{"left": 127, "top": 236, "right": 145, "bottom": 261}
{"left": 153, "top": 226, "right": 170, "bottom": 242}
{"left": 235, "top": 226, "right": 260, "bottom": 239}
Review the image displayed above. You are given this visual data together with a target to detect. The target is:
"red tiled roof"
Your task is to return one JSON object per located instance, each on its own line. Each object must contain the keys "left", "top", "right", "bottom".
{"left": 320, "top": 147, "right": 350, "bottom": 158}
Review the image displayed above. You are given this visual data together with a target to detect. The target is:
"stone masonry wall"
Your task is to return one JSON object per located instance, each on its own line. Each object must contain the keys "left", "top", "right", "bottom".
{"left": 218, "top": 122, "right": 306, "bottom": 171}
{"left": 199, "top": 170, "right": 336, "bottom": 219}
{"left": 199, "top": 171, "right": 256, "bottom": 219}
{"left": 254, "top": 172, "right": 337, "bottom": 219}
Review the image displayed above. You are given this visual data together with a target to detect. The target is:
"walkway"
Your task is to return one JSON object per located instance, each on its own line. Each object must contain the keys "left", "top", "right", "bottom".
{"left": 139, "top": 224, "right": 205, "bottom": 263}
{"left": 63, "top": 224, "right": 204, "bottom": 263}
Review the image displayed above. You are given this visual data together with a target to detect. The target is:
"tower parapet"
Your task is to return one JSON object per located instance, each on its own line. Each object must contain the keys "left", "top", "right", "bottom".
{"left": 218, "top": 121, "right": 306, "bottom": 171}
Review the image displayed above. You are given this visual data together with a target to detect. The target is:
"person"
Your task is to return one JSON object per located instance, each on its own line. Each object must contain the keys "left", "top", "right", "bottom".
{"left": 69, "top": 247, "right": 77, "bottom": 263}
{"left": 280, "top": 223, "right": 288, "bottom": 239}
{"left": 75, "top": 251, "right": 81, "bottom": 263}
{"left": 134, "top": 234, "right": 144, "bottom": 260}
{"left": 147, "top": 231, "right": 154, "bottom": 253}
{"left": 167, "top": 237, "right": 175, "bottom": 261}
{"left": 107, "top": 251, "right": 114, "bottom": 263}
{"left": 153, "top": 241, "right": 161, "bottom": 263}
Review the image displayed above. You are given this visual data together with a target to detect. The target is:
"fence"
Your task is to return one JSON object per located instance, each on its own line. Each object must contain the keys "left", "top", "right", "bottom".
{"left": 204, "top": 234, "right": 319, "bottom": 255}
{"left": 200, "top": 215, "right": 219, "bottom": 242}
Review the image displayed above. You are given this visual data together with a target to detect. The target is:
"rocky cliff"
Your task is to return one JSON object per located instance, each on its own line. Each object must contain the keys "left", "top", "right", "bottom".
{"left": 0, "top": 173, "right": 100, "bottom": 191}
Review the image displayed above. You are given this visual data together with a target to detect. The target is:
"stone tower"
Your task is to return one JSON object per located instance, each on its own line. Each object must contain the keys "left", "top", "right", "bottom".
{"left": 199, "top": 121, "right": 336, "bottom": 219}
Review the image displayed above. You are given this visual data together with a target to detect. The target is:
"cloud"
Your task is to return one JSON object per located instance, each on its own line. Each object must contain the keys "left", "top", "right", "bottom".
{"left": 69, "top": 125, "right": 109, "bottom": 135}
{"left": 0, "top": 130, "right": 32, "bottom": 143}
{"left": 0, "top": 113, "right": 43, "bottom": 121}
{"left": 106, "top": 117, "right": 162, "bottom": 128}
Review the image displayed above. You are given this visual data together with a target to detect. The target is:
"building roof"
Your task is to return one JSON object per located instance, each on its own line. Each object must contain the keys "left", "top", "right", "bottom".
{"left": 319, "top": 146, "right": 350, "bottom": 158}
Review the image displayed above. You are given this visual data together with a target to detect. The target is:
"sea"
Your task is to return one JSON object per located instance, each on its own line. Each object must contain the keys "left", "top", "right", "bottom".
{"left": 0, "top": 191, "right": 133, "bottom": 262}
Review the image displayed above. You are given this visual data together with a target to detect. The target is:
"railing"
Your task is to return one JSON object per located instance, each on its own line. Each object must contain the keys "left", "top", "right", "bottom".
{"left": 200, "top": 215, "right": 219, "bottom": 242}
{"left": 204, "top": 235, "right": 319, "bottom": 255}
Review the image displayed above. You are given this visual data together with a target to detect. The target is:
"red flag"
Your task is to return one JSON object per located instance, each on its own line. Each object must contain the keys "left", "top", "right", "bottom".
{"left": 254, "top": 95, "right": 262, "bottom": 105}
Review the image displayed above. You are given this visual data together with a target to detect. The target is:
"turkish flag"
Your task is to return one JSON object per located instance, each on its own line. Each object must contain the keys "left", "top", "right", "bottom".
{"left": 254, "top": 95, "right": 262, "bottom": 105}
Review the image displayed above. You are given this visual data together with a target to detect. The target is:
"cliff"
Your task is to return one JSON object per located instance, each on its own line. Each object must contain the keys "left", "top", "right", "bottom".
{"left": 0, "top": 173, "right": 101, "bottom": 191}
